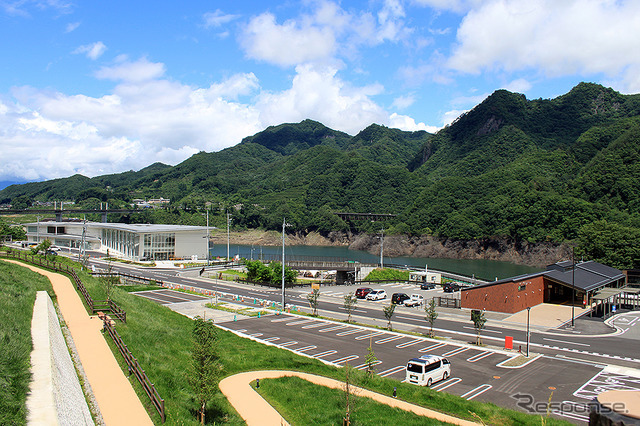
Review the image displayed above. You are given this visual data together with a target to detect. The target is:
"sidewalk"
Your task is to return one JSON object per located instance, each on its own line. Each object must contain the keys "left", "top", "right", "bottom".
{"left": 219, "top": 370, "right": 480, "bottom": 426}
{"left": 5, "top": 260, "right": 153, "bottom": 426}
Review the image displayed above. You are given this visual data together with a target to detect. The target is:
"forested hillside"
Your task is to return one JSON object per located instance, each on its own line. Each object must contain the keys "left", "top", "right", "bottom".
{"left": 2, "top": 83, "right": 639, "bottom": 268}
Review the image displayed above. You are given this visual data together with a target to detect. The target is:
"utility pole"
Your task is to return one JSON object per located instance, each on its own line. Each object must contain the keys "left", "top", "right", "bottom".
{"left": 571, "top": 246, "right": 576, "bottom": 327}
{"left": 526, "top": 306, "right": 531, "bottom": 357}
{"left": 379, "top": 228, "right": 384, "bottom": 268}
{"left": 226, "top": 211, "right": 231, "bottom": 262}
{"left": 206, "top": 209, "right": 210, "bottom": 266}
{"left": 282, "top": 218, "right": 286, "bottom": 310}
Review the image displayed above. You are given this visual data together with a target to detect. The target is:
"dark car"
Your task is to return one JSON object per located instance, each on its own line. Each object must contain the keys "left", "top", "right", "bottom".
{"left": 391, "top": 293, "right": 410, "bottom": 304}
{"left": 355, "top": 287, "right": 373, "bottom": 299}
{"left": 420, "top": 282, "right": 436, "bottom": 290}
{"left": 443, "top": 283, "right": 461, "bottom": 293}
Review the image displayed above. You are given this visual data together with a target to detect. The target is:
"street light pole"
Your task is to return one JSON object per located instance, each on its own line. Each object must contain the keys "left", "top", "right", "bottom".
{"left": 379, "top": 228, "right": 384, "bottom": 268}
{"left": 526, "top": 306, "right": 531, "bottom": 357}
{"left": 206, "top": 209, "right": 210, "bottom": 266}
{"left": 226, "top": 211, "right": 230, "bottom": 262}
{"left": 281, "top": 218, "right": 286, "bottom": 310}
{"left": 571, "top": 247, "right": 575, "bottom": 327}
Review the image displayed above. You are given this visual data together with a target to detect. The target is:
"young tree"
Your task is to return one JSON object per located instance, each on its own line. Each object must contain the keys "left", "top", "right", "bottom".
{"left": 364, "top": 337, "right": 378, "bottom": 378}
{"left": 471, "top": 310, "right": 487, "bottom": 345}
{"left": 101, "top": 261, "right": 120, "bottom": 301}
{"left": 382, "top": 302, "right": 396, "bottom": 331}
{"left": 343, "top": 361, "right": 355, "bottom": 426}
{"left": 31, "top": 239, "right": 51, "bottom": 256}
{"left": 307, "top": 288, "right": 320, "bottom": 316}
{"left": 343, "top": 292, "right": 358, "bottom": 323}
{"left": 425, "top": 298, "right": 438, "bottom": 337}
{"left": 188, "top": 316, "right": 220, "bottom": 425}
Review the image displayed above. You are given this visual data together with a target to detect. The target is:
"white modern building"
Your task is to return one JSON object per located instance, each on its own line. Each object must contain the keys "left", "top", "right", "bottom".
{"left": 24, "top": 220, "right": 208, "bottom": 261}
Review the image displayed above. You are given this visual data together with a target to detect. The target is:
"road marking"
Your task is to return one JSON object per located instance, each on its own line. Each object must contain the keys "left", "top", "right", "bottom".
{"left": 235, "top": 329, "right": 247, "bottom": 333}
{"left": 467, "top": 351, "right": 493, "bottom": 362}
{"left": 332, "top": 355, "right": 359, "bottom": 365}
{"left": 319, "top": 325, "right": 349, "bottom": 333}
{"left": 355, "top": 332, "right": 385, "bottom": 340}
{"left": 263, "top": 337, "right": 280, "bottom": 342}
{"left": 378, "top": 365, "right": 406, "bottom": 377}
{"left": 296, "top": 345, "right": 317, "bottom": 352}
{"left": 271, "top": 317, "right": 292, "bottom": 323}
{"left": 543, "top": 338, "right": 590, "bottom": 347}
{"left": 462, "top": 326, "right": 502, "bottom": 334}
{"left": 396, "top": 339, "right": 422, "bottom": 349}
{"left": 301, "top": 322, "right": 326, "bottom": 329}
{"left": 337, "top": 307, "right": 368, "bottom": 313}
{"left": 313, "top": 350, "right": 338, "bottom": 359}
{"left": 336, "top": 329, "right": 363, "bottom": 336}
{"left": 247, "top": 333, "right": 263, "bottom": 337}
{"left": 418, "top": 343, "right": 446, "bottom": 352}
{"left": 461, "top": 384, "right": 492, "bottom": 400}
{"left": 374, "top": 335, "right": 405, "bottom": 344}
{"left": 287, "top": 319, "right": 316, "bottom": 326}
{"left": 279, "top": 341, "right": 298, "bottom": 347}
{"left": 355, "top": 360, "right": 382, "bottom": 370}
{"left": 431, "top": 377, "right": 461, "bottom": 392}
{"left": 397, "top": 315, "right": 421, "bottom": 321}
{"left": 442, "top": 347, "right": 469, "bottom": 357}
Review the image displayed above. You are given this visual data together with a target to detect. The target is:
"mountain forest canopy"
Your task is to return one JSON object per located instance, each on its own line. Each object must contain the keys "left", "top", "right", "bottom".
{"left": 2, "top": 83, "right": 639, "bottom": 269}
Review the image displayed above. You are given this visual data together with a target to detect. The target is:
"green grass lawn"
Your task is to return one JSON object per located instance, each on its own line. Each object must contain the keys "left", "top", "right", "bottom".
{"left": 256, "top": 376, "right": 455, "bottom": 425}
{"left": 1, "top": 254, "right": 572, "bottom": 425}
{"left": 0, "top": 260, "right": 55, "bottom": 425}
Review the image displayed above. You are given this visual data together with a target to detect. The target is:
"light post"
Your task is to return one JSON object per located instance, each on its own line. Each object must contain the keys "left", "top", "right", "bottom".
{"left": 526, "top": 306, "right": 531, "bottom": 357}
{"left": 378, "top": 228, "right": 384, "bottom": 268}
{"left": 281, "top": 218, "right": 286, "bottom": 310}
{"left": 571, "top": 247, "right": 575, "bottom": 327}
{"left": 226, "top": 211, "right": 231, "bottom": 262}
{"left": 206, "top": 209, "right": 210, "bottom": 266}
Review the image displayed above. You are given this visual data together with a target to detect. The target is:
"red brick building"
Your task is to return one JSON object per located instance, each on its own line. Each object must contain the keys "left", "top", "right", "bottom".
{"left": 461, "top": 261, "right": 625, "bottom": 314}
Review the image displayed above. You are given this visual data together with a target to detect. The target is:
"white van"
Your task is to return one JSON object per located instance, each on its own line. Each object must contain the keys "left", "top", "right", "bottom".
{"left": 405, "top": 355, "right": 451, "bottom": 386}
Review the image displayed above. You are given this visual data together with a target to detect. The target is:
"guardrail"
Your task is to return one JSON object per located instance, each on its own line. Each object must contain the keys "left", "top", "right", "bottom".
{"left": 102, "top": 318, "right": 165, "bottom": 422}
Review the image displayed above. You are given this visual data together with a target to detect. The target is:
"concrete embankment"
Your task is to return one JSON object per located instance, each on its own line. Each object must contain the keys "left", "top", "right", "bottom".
{"left": 27, "top": 291, "right": 93, "bottom": 425}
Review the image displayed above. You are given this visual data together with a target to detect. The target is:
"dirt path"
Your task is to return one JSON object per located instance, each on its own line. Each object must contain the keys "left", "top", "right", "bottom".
{"left": 5, "top": 260, "right": 153, "bottom": 426}
{"left": 218, "top": 370, "right": 480, "bottom": 426}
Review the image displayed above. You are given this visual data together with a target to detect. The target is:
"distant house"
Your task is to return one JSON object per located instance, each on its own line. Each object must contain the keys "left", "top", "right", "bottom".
{"left": 461, "top": 260, "right": 626, "bottom": 314}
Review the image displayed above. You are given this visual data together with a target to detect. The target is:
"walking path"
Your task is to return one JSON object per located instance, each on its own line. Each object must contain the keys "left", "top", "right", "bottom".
{"left": 5, "top": 260, "right": 153, "bottom": 426}
{"left": 219, "top": 370, "right": 480, "bottom": 426}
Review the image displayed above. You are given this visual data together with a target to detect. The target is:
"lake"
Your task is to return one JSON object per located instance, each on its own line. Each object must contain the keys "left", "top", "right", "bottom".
{"left": 210, "top": 243, "right": 541, "bottom": 281}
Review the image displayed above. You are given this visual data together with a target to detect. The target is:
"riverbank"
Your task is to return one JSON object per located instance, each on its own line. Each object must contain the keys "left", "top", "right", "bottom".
{"left": 210, "top": 229, "right": 571, "bottom": 268}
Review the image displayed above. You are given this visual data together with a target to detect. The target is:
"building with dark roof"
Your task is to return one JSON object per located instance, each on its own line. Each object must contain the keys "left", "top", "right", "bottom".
{"left": 461, "top": 260, "right": 626, "bottom": 314}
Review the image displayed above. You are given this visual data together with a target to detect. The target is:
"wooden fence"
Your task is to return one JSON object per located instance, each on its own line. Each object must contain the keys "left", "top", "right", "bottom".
{"left": 103, "top": 318, "right": 165, "bottom": 422}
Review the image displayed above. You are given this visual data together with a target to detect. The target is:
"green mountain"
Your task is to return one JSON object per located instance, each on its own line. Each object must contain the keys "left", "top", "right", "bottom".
{"left": 2, "top": 84, "right": 639, "bottom": 268}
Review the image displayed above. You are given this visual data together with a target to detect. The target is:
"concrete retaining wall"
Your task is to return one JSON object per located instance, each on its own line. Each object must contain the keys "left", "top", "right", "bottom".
{"left": 27, "top": 291, "right": 93, "bottom": 425}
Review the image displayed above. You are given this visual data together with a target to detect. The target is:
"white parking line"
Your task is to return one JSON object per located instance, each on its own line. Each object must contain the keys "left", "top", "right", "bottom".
{"left": 296, "top": 345, "right": 317, "bottom": 352}
{"left": 442, "top": 347, "right": 469, "bottom": 357}
{"left": 313, "top": 350, "right": 338, "bottom": 359}
{"left": 355, "top": 360, "right": 382, "bottom": 370}
{"left": 374, "top": 335, "right": 405, "bottom": 344}
{"left": 336, "top": 329, "right": 363, "bottom": 336}
{"left": 418, "top": 343, "right": 446, "bottom": 352}
{"left": 235, "top": 329, "right": 247, "bottom": 333}
{"left": 543, "top": 338, "right": 590, "bottom": 347}
{"left": 396, "top": 339, "right": 422, "bottom": 349}
{"left": 332, "top": 355, "right": 360, "bottom": 365}
{"left": 378, "top": 365, "right": 406, "bottom": 377}
{"left": 263, "top": 337, "right": 280, "bottom": 342}
{"left": 279, "top": 341, "right": 298, "bottom": 347}
{"left": 301, "top": 322, "right": 326, "bottom": 329}
{"left": 467, "top": 351, "right": 493, "bottom": 362}
{"left": 319, "top": 325, "right": 349, "bottom": 333}
{"left": 271, "top": 317, "right": 292, "bottom": 323}
{"left": 355, "top": 332, "right": 385, "bottom": 340}
{"left": 461, "top": 384, "right": 492, "bottom": 400}
{"left": 247, "top": 333, "right": 263, "bottom": 337}
{"left": 431, "top": 377, "right": 462, "bottom": 392}
{"left": 287, "top": 319, "right": 316, "bottom": 326}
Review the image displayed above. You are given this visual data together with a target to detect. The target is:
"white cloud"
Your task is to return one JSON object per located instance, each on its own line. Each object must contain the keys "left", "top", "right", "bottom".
{"left": 72, "top": 41, "right": 107, "bottom": 60}
{"left": 442, "top": 109, "right": 468, "bottom": 126}
{"left": 447, "top": 0, "right": 640, "bottom": 93}
{"left": 392, "top": 94, "right": 416, "bottom": 109}
{"left": 203, "top": 9, "right": 239, "bottom": 28}
{"left": 503, "top": 78, "right": 532, "bottom": 94}
{"left": 1, "top": 59, "right": 440, "bottom": 182}
{"left": 65, "top": 22, "right": 80, "bottom": 33}
{"left": 95, "top": 57, "right": 166, "bottom": 82}
{"left": 239, "top": 12, "right": 336, "bottom": 67}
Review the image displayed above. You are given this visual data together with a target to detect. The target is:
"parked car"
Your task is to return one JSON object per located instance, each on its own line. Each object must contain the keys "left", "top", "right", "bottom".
{"left": 404, "top": 294, "right": 424, "bottom": 307}
{"left": 355, "top": 287, "right": 373, "bottom": 299}
{"left": 366, "top": 289, "right": 387, "bottom": 301}
{"left": 406, "top": 355, "right": 451, "bottom": 387}
{"left": 391, "top": 293, "right": 410, "bottom": 305}
{"left": 420, "top": 282, "right": 436, "bottom": 290}
{"left": 443, "top": 283, "right": 461, "bottom": 293}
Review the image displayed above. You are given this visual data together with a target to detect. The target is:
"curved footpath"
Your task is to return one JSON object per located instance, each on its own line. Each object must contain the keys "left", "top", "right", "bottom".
{"left": 4, "top": 260, "right": 153, "bottom": 426}
{"left": 219, "top": 370, "right": 480, "bottom": 426}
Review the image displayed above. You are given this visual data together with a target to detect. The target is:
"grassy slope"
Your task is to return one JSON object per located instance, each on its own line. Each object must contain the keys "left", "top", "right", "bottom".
{"left": 0, "top": 260, "right": 54, "bottom": 425}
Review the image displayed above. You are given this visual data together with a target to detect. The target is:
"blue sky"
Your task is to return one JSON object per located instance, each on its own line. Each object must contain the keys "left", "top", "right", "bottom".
{"left": 1, "top": 0, "right": 639, "bottom": 187}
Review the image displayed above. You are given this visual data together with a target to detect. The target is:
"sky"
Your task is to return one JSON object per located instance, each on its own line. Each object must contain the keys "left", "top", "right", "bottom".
{"left": 1, "top": 0, "right": 640, "bottom": 188}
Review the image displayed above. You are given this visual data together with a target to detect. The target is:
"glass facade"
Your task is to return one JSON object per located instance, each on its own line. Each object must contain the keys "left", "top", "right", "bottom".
{"left": 101, "top": 228, "right": 140, "bottom": 260}
{"left": 142, "top": 233, "right": 175, "bottom": 260}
